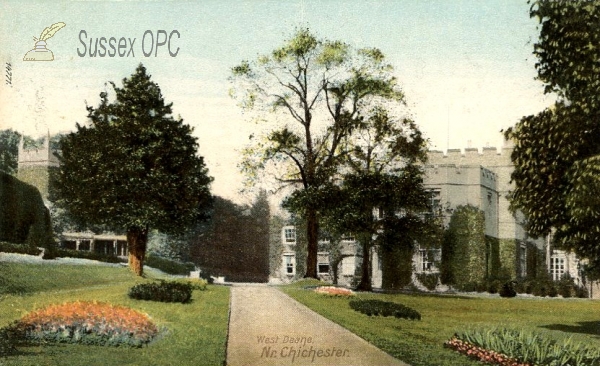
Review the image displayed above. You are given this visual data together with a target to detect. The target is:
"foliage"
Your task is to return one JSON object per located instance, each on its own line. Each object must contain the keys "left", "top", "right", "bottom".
{"left": 441, "top": 205, "right": 487, "bottom": 287}
{"left": 416, "top": 273, "right": 440, "bottom": 291}
{"left": 55, "top": 248, "right": 124, "bottom": 263}
{"left": 4, "top": 301, "right": 158, "bottom": 347}
{"left": 189, "top": 192, "right": 270, "bottom": 282}
{"left": 504, "top": 1, "right": 600, "bottom": 265}
{"left": 182, "top": 278, "right": 208, "bottom": 291}
{"left": 232, "top": 28, "right": 410, "bottom": 278}
{"left": 268, "top": 215, "right": 285, "bottom": 277}
{"left": 314, "top": 286, "right": 354, "bottom": 297}
{"left": 147, "top": 231, "right": 191, "bottom": 263}
{"left": 499, "top": 281, "right": 517, "bottom": 298}
{"left": 349, "top": 299, "right": 421, "bottom": 320}
{"left": 0, "top": 171, "right": 57, "bottom": 255}
{"left": 0, "top": 129, "right": 21, "bottom": 175}
{"left": 0, "top": 241, "right": 42, "bottom": 256}
{"left": 53, "top": 64, "right": 212, "bottom": 276}
{"left": 448, "top": 327, "right": 600, "bottom": 366}
{"left": 128, "top": 280, "right": 193, "bottom": 303}
{"left": 144, "top": 253, "right": 195, "bottom": 275}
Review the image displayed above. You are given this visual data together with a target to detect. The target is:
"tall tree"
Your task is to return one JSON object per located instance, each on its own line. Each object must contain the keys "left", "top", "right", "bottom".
{"left": 53, "top": 64, "right": 213, "bottom": 275}
{"left": 505, "top": 0, "right": 600, "bottom": 265}
{"left": 286, "top": 109, "right": 428, "bottom": 290}
{"left": 0, "top": 129, "right": 21, "bottom": 175}
{"left": 231, "top": 28, "right": 405, "bottom": 278}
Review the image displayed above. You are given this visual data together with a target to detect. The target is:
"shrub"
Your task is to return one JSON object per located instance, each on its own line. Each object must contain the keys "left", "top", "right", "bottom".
{"left": 145, "top": 254, "right": 195, "bottom": 276}
{"left": 128, "top": 280, "right": 193, "bottom": 303}
{"left": 416, "top": 273, "right": 439, "bottom": 291}
{"left": 314, "top": 286, "right": 354, "bottom": 297}
{"left": 0, "top": 241, "right": 41, "bottom": 256}
{"left": 557, "top": 274, "right": 576, "bottom": 298}
{"left": 0, "top": 327, "right": 19, "bottom": 356}
{"left": 487, "top": 280, "right": 503, "bottom": 294}
{"left": 180, "top": 278, "right": 208, "bottom": 291}
{"left": 447, "top": 327, "right": 600, "bottom": 366}
{"left": 499, "top": 281, "right": 517, "bottom": 298}
{"left": 3, "top": 301, "right": 158, "bottom": 347}
{"left": 349, "top": 299, "right": 421, "bottom": 320}
{"left": 55, "top": 248, "right": 124, "bottom": 263}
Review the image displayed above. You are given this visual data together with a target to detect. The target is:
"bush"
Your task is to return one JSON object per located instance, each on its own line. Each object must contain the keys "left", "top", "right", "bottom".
{"left": 349, "top": 299, "right": 421, "bottom": 320}
{"left": 55, "top": 248, "right": 124, "bottom": 263}
{"left": 447, "top": 327, "right": 600, "bottom": 366}
{"left": 128, "top": 280, "right": 193, "bottom": 303}
{"left": 416, "top": 273, "right": 439, "bottom": 291}
{"left": 0, "top": 241, "right": 41, "bottom": 256}
{"left": 487, "top": 280, "right": 503, "bottom": 294}
{"left": 499, "top": 281, "right": 517, "bottom": 298}
{"left": 3, "top": 301, "right": 158, "bottom": 347}
{"left": 180, "top": 278, "right": 208, "bottom": 291}
{"left": 145, "top": 254, "right": 195, "bottom": 276}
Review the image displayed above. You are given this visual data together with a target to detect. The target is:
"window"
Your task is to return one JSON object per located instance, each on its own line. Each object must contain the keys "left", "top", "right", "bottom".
{"left": 284, "top": 254, "right": 295, "bottom": 275}
{"left": 417, "top": 249, "right": 440, "bottom": 273}
{"left": 341, "top": 234, "right": 355, "bottom": 242}
{"left": 520, "top": 246, "right": 527, "bottom": 278}
{"left": 283, "top": 227, "right": 296, "bottom": 244}
{"left": 550, "top": 255, "right": 565, "bottom": 281}
{"left": 318, "top": 253, "right": 330, "bottom": 274}
{"left": 428, "top": 189, "right": 441, "bottom": 213}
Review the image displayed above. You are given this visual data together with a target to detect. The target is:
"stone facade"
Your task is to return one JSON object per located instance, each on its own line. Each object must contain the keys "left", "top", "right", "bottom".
{"left": 17, "top": 133, "right": 59, "bottom": 204}
{"left": 272, "top": 142, "right": 596, "bottom": 295}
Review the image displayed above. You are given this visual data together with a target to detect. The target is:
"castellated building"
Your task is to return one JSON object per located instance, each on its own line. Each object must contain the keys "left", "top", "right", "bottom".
{"left": 17, "top": 132, "right": 59, "bottom": 204}
{"left": 273, "top": 141, "right": 593, "bottom": 295}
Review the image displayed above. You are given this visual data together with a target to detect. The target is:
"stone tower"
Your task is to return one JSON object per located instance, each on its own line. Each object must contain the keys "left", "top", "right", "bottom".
{"left": 17, "top": 132, "right": 59, "bottom": 204}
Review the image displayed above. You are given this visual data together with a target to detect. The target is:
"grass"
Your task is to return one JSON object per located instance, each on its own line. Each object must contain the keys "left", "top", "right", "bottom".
{"left": 0, "top": 261, "right": 230, "bottom": 366}
{"left": 282, "top": 281, "right": 600, "bottom": 366}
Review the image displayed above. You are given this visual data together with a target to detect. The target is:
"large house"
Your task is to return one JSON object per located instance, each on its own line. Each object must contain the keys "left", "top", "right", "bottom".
{"left": 271, "top": 141, "right": 595, "bottom": 295}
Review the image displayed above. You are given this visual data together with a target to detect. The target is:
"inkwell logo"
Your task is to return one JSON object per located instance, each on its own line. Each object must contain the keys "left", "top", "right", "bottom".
{"left": 23, "top": 22, "right": 66, "bottom": 61}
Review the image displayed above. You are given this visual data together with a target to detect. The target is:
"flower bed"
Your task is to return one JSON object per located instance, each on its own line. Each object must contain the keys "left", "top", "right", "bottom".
{"left": 445, "top": 336, "right": 529, "bottom": 366}
{"left": 5, "top": 301, "right": 159, "bottom": 347}
{"left": 314, "top": 286, "right": 355, "bottom": 297}
{"left": 446, "top": 328, "right": 600, "bottom": 366}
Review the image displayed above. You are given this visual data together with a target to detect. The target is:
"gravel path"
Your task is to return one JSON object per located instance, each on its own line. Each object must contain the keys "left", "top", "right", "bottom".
{"left": 226, "top": 284, "right": 409, "bottom": 366}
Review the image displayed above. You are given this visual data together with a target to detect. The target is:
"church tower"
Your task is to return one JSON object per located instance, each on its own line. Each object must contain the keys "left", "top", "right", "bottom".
{"left": 17, "top": 132, "right": 59, "bottom": 204}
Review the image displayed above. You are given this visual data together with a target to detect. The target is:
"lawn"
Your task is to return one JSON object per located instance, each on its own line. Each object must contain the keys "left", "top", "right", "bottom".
{"left": 0, "top": 261, "right": 230, "bottom": 366}
{"left": 282, "top": 281, "right": 600, "bottom": 366}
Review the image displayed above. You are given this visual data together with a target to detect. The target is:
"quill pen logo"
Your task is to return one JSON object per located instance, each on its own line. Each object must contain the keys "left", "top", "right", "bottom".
{"left": 23, "top": 22, "right": 66, "bottom": 61}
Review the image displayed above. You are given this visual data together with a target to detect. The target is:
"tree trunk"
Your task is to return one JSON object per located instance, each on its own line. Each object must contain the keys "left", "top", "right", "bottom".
{"left": 305, "top": 208, "right": 319, "bottom": 279}
{"left": 127, "top": 226, "right": 148, "bottom": 276}
{"left": 356, "top": 236, "right": 372, "bottom": 291}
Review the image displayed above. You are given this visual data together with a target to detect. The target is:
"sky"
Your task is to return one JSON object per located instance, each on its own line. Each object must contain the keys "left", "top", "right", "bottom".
{"left": 0, "top": 0, "right": 555, "bottom": 204}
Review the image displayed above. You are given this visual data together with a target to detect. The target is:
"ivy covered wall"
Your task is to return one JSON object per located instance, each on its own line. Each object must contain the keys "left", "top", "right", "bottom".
{"left": 0, "top": 171, "right": 56, "bottom": 254}
{"left": 441, "top": 205, "right": 487, "bottom": 288}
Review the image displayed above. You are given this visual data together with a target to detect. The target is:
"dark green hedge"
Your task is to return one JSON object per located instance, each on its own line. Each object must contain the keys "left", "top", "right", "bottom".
{"left": 0, "top": 241, "right": 41, "bottom": 256}
{"left": 145, "top": 254, "right": 195, "bottom": 275}
{"left": 128, "top": 281, "right": 193, "bottom": 303}
{"left": 349, "top": 299, "right": 421, "bottom": 320}
{"left": 0, "top": 172, "right": 56, "bottom": 256}
{"left": 55, "top": 248, "right": 124, "bottom": 263}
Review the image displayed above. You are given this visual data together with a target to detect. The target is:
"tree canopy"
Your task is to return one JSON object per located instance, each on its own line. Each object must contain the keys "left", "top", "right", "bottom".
{"left": 505, "top": 0, "right": 600, "bottom": 264}
{"left": 54, "top": 64, "right": 213, "bottom": 275}
{"left": 230, "top": 28, "right": 409, "bottom": 278}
